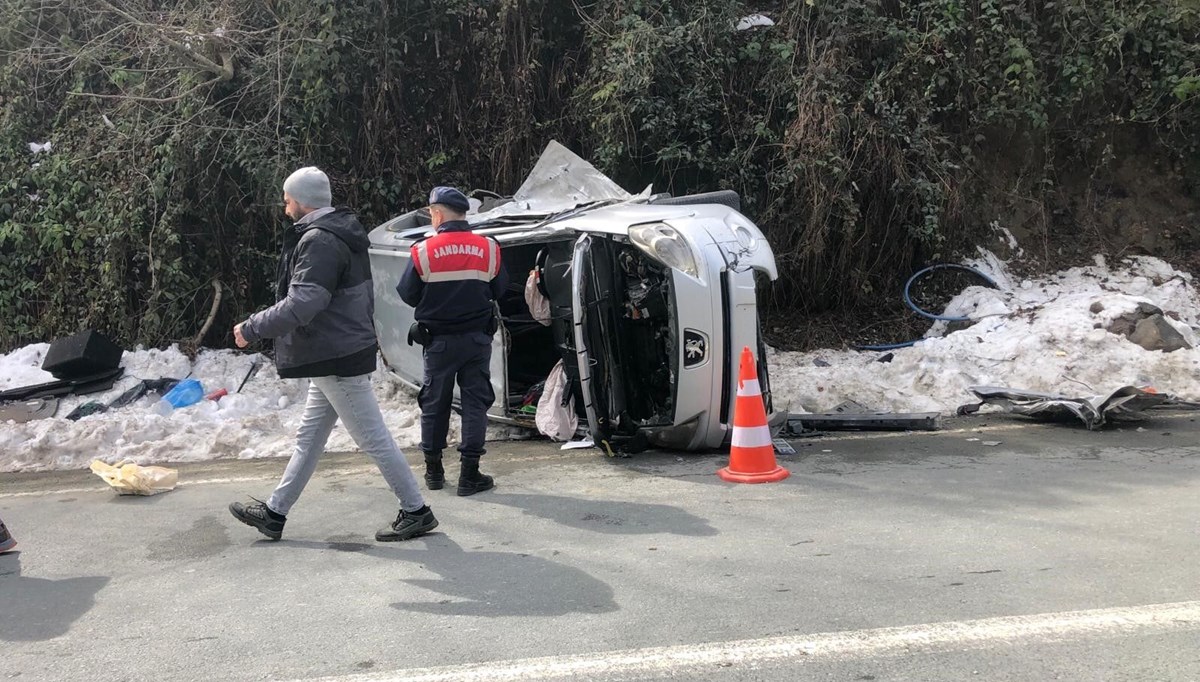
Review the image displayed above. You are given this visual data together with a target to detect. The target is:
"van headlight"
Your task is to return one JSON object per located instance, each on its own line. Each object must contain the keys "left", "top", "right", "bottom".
{"left": 629, "top": 223, "right": 699, "bottom": 278}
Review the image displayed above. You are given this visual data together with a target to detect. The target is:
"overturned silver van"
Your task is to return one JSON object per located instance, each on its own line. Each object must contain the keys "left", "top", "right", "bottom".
{"left": 367, "top": 142, "right": 777, "bottom": 452}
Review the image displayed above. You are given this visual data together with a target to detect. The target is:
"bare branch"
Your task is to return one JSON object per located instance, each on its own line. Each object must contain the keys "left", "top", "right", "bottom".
{"left": 96, "top": 0, "right": 234, "bottom": 80}
{"left": 67, "top": 75, "right": 226, "bottom": 103}
{"left": 193, "top": 278, "right": 224, "bottom": 347}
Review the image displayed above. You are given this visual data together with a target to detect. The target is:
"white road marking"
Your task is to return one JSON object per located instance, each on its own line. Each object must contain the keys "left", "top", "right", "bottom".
{"left": 286, "top": 601, "right": 1200, "bottom": 682}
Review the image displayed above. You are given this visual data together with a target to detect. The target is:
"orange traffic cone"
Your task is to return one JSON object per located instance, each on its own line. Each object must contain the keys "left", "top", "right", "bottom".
{"left": 718, "top": 346, "right": 789, "bottom": 484}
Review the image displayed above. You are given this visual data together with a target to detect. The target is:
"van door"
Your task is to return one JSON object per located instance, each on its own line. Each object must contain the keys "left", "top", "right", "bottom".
{"left": 570, "top": 235, "right": 625, "bottom": 448}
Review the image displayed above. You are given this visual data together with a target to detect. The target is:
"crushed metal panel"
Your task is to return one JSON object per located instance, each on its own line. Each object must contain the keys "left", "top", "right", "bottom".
{"left": 469, "top": 141, "right": 647, "bottom": 224}
{"left": 959, "top": 385, "right": 1168, "bottom": 429}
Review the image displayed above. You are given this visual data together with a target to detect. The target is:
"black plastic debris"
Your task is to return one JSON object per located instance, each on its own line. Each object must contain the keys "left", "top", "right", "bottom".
{"left": 0, "top": 367, "right": 125, "bottom": 402}
{"left": 42, "top": 330, "right": 124, "bottom": 380}
{"left": 787, "top": 400, "right": 940, "bottom": 432}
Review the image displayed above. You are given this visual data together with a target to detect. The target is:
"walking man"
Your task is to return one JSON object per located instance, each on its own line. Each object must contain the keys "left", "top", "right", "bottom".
{"left": 229, "top": 166, "right": 435, "bottom": 542}
{"left": 398, "top": 186, "right": 508, "bottom": 496}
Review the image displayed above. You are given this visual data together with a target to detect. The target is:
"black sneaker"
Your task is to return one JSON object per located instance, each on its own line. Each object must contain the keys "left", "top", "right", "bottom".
{"left": 375, "top": 507, "right": 438, "bottom": 542}
{"left": 229, "top": 498, "right": 285, "bottom": 540}
{"left": 0, "top": 519, "right": 15, "bottom": 554}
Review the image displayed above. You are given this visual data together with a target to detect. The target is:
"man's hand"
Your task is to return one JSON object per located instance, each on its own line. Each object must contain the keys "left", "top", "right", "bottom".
{"left": 233, "top": 323, "right": 249, "bottom": 348}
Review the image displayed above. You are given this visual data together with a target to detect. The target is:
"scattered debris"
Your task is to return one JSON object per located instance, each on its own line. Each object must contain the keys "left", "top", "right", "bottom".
{"left": 89, "top": 459, "right": 178, "bottom": 495}
{"left": 27, "top": 141, "right": 52, "bottom": 154}
{"left": 0, "top": 367, "right": 125, "bottom": 402}
{"left": 236, "top": 356, "right": 261, "bottom": 393}
{"left": 65, "top": 401, "right": 107, "bottom": 421}
{"left": 0, "top": 397, "right": 58, "bottom": 423}
{"left": 812, "top": 358, "right": 831, "bottom": 367}
{"left": 63, "top": 378, "right": 179, "bottom": 421}
{"left": 957, "top": 385, "right": 1172, "bottom": 429}
{"left": 981, "top": 441, "right": 1002, "bottom": 446}
{"left": 155, "top": 378, "right": 205, "bottom": 415}
{"left": 42, "top": 330, "right": 124, "bottom": 379}
{"left": 788, "top": 399, "right": 941, "bottom": 432}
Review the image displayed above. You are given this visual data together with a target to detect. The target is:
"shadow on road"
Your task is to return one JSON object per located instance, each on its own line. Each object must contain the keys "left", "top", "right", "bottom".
{"left": 0, "top": 552, "right": 110, "bottom": 642}
{"left": 247, "top": 533, "right": 616, "bottom": 617}
{"left": 484, "top": 493, "right": 718, "bottom": 536}
{"left": 388, "top": 536, "right": 619, "bottom": 617}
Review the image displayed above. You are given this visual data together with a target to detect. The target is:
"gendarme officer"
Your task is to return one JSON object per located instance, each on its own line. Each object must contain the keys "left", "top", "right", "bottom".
{"left": 398, "top": 186, "right": 509, "bottom": 496}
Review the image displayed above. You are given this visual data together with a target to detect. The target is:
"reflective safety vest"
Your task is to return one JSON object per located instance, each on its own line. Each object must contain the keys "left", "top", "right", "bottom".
{"left": 411, "top": 230, "right": 501, "bottom": 283}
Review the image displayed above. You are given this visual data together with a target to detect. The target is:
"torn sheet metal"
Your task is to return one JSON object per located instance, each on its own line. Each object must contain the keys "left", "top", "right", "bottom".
{"left": 957, "top": 385, "right": 1168, "bottom": 429}
{"left": 469, "top": 141, "right": 648, "bottom": 224}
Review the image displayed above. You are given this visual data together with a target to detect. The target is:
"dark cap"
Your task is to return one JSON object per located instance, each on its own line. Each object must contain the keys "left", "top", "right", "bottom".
{"left": 428, "top": 186, "right": 470, "bottom": 214}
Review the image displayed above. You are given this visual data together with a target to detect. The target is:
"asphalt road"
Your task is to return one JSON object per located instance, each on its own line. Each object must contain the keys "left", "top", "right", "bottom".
{"left": 2, "top": 412, "right": 1199, "bottom": 681}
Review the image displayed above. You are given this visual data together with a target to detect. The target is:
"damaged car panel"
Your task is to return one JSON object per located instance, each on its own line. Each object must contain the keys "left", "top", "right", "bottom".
{"left": 367, "top": 142, "right": 777, "bottom": 451}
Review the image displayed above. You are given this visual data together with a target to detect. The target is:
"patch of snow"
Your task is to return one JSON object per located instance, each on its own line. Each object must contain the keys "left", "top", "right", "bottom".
{"left": 0, "top": 345, "right": 443, "bottom": 473}
{"left": 769, "top": 255, "right": 1200, "bottom": 416}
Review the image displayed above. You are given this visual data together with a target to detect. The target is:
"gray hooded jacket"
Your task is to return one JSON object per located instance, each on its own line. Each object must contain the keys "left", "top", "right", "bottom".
{"left": 242, "top": 208, "right": 377, "bottom": 378}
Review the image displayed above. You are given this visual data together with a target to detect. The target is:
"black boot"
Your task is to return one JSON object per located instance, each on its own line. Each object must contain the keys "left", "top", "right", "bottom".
{"left": 457, "top": 456, "right": 494, "bottom": 497}
{"left": 424, "top": 451, "right": 445, "bottom": 491}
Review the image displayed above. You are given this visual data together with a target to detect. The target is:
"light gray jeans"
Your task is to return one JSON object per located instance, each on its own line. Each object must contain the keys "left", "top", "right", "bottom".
{"left": 268, "top": 374, "right": 425, "bottom": 516}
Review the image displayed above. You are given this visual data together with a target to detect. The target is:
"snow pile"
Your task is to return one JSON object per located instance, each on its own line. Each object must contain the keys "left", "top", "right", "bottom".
{"left": 0, "top": 347, "right": 430, "bottom": 473}
{"left": 3, "top": 253, "right": 1199, "bottom": 472}
{"left": 770, "top": 254, "right": 1200, "bottom": 414}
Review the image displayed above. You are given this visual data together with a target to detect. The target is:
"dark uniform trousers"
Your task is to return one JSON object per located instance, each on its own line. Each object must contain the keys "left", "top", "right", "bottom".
{"left": 419, "top": 331, "right": 495, "bottom": 458}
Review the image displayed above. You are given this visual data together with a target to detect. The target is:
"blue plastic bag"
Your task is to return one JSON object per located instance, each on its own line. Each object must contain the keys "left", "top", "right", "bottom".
{"left": 155, "top": 378, "right": 204, "bottom": 415}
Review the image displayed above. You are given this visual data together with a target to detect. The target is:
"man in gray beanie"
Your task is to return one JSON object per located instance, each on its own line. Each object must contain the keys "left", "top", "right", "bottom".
{"left": 229, "top": 166, "right": 435, "bottom": 543}
{"left": 281, "top": 166, "right": 333, "bottom": 209}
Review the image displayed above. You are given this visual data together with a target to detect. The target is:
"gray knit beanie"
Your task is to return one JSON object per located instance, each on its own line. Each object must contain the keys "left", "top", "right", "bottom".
{"left": 282, "top": 166, "right": 332, "bottom": 209}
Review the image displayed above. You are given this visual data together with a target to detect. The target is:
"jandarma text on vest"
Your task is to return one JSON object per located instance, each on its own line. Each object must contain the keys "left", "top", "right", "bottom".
{"left": 433, "top": 244, "right": 485, "bottom": 259}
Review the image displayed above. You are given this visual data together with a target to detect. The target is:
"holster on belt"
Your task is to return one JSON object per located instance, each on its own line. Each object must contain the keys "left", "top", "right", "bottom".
{"left": 407, "top": 322, "right": 433, "bottom": 347}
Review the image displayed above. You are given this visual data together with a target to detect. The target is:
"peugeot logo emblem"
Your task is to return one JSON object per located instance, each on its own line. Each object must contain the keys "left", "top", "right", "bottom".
{"left": 684, "top": 330, "right": 707, "bottom": 368}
